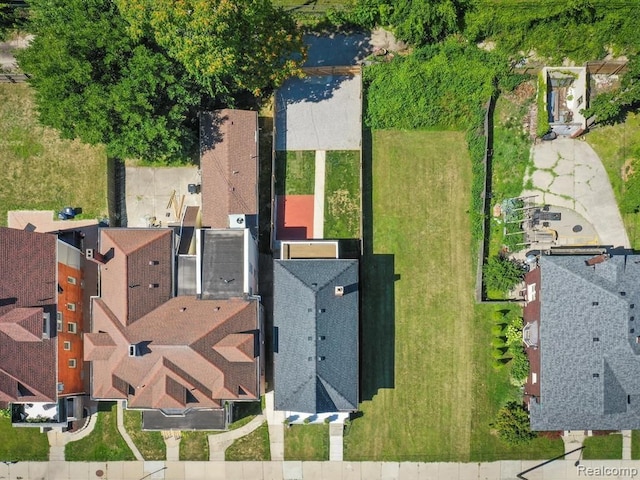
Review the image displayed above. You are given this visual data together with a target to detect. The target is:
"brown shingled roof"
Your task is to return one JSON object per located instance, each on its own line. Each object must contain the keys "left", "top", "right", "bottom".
{"left": 87, "top": 296, "right": 260, "bottom": 410}
{"left": 200, "top": 109, "right": 258, "bottom": 228}
{"left": 98, "top": 228, "right": 173, "bottom": 326}
{"left": 0, "top": 227, "right": 58, "bottom": 403}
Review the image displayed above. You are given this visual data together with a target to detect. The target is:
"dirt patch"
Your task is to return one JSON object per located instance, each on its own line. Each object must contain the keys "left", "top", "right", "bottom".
{"left": 326, "top": 189, "right": 359, "bottom": 234}
{"left": 622, "top": 158, "right": 636, "bottom": 182}
{"left": 504, "top": 80, "right": 536, "bottom": 106}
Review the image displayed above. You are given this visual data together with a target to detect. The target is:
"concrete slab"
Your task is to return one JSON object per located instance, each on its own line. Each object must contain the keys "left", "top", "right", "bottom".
{"left": 479, "top": 461, "right": 502, "bottom": 480}
{"left": 242, "top": 462, "right": 265, "bottom": 479}
{"left": 143, "top": 460, "right": 166, "bottom": 479}
{"left": 342, "top": 461, "right": 362, "bottom": 480}
{"left": 321, "top": 461, "right": 343, "bottom": 479}
{"left": 301, "top": 461, "right": 323, "bottom": 479}
{"left": 206, "top": 461, "right": 227, "bottom": 480}
{"left": 303, "top": 33, "right": 373, "bottom": 67}
{"left": 121, "top": 461, "right": 144, "bottom": 479}
{"left": 437, "top": 462, "right": 459, "bottom": 479}
{"left": 519, "top": 460, "right": 544, "bottom": 480}
{"left": 531, "top": 169, "right": 556, "bottom": 190}
{"left": 381, "top": 461, "right": 400, "bottom": 480}
{"left": 282, "top": 461, "right": 303, "bottom": 480}
{"left": 164, "top": 461, "right": 186, "bottom": 480}
{"left": 224, "top": 462, "right": 244, "bottom": 479}
{"left": 361, "top": 462, "right": 382, "bottom": 480}
{"left": 105, "top": 462, "right": 125, "bottom": 480}
{"left": 125, "top": 166, "right": 201, "bottom": 228}
{"left": 47, "top": 461, "right": 69, "bottom": 479}
{"left": 262, "top": 461, "right": 285, "bottom": 480}
{"left": 499, "top": 460, "right": 522, "bottom": 479}
{"left": 398, "top": 462, "right": 420, "bottom": 479}
{"left": 68, "top": 462, "right": 90, "bottom": 480}
{"left": 184, "top": 461, "right": 206, "bottom": 480}
{"left": 275, "top": 75, "right": 362, "bottom": 151}
{"left": 417, "top": 462, "right": 439, "bottom": 480}
{"left": 458, "top": 462, "right": 479, "bottom": 479}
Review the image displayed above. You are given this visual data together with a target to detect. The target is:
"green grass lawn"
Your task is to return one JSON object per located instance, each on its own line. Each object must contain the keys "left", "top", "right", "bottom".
{"left": 284, "top": 424, "right": 329, "bottom": 460}
{"left": 324, "top": 150, "right": 361, "bottom": 239}
{"left": 275, "top": 150, "right": 316, "bottom": 196}
{"left": 0, "top": 84, "right": 108, "bottom": 226}
{"left": 343, "top": 129, "right": 563, "bottom": 461}
{"left": 179, "top": 431, "right": 211, "bottom": 461}
{"left": 122, "top": 411, "right": 165, "bottom": 460}
{"left": 65, "top": 402, "right": 135, "bottom": 461}
{"left": 226, "top": 422, "right": 271, "bottom": 461}
{"left": 0, "top": 416, "right": 49, "bottom": 461}
{"left": 632, "top": 431, "right": 640, "bottom": 459}
{"left": 586, "top": 112, "right": 640, "bottom": 249}
{"left": 583, "top": 434, "right": 623, "bottom": 460}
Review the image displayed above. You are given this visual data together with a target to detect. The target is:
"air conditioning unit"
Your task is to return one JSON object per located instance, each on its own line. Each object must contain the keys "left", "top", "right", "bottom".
{"left": 228, "top": 214, "right": 246, "bottom": 229}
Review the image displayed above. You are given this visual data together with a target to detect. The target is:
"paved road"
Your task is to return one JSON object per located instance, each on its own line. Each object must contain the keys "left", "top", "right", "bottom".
{"left": 3, "top": 459, "right": 640, "bottom": 479}
{"left": 523, "top": 137, "right": 630, "bottom": 249}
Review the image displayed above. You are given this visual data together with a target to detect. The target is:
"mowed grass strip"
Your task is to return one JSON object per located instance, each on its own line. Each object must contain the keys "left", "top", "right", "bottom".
{"left": 583, "top": 434, "right": 623, "bottom": 460}
{"left": 275, "top": 150, "right": 315, "bottom": 195}
{"left": 586, "top": 113, "right": 640, "bottom": 249}
{"left": 179, "top": 431, "right": 211, "bottom": 461}
{"left": 123, "top": 410, "right": 165, "bottom": 460}
{"left": 225, "top": 422, "right": 271, "bottom": 461}
{"left": 0, "top": 416, "right": 49, "bottom": 461}
{"left": 284, "top": 424, "right": 329, "bottom": 460}
{"left": 324, "top": 150, "right": 360, "bottom": 239}
{"left": 65, "top": 402, "right": 135, "bottom": 461}
{"left": 344, "top": 130, "right": 474, "bottom": 461}
{"left": 0, "top": 84, "right": 107, "bottom": 226}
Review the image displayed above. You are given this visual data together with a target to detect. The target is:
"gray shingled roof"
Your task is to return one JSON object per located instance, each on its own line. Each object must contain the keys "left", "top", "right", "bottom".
{"left": 273, "top": 259, "right": 358, "bottom": 414}
{"left": 200, "top": 230, "right": 245, "bottom": 299}
{"left": 530, "top": 254, "right": 640, "bottom": 430}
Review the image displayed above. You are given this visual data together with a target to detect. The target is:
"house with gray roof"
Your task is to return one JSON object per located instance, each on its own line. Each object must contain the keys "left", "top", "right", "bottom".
{"left": 526, "top": 253, "right": 640, "bottom": 430}
{"left": 273, "top": 259, "right": 359, "bottom": 414}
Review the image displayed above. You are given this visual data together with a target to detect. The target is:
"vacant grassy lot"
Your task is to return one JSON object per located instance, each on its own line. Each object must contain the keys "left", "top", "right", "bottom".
{"left": 0, "top": 416, "right": 49, "bottom": 461}
{"left": 65, "top": 402, "right": 135, "bottom": 461}
{"left": 0, "top": 84, "right": 108, "bottom": 226}
{"left": 275, "top": 150, "right": 315, "bottom": 196}
{"left": 285, "top": 424, "right": 329, "bottom": 460}
{"left": 324, "top": 150, "right": 361, "bottom": 239}
{"left": 343, "top": 130, "right": 563, "bottom": 461}
{"left": 586, "top": 113, "right": 640, "bottom": 249}
{"left": 583, "top": 434, "right": 623, "bottom": 460}
{"left": 123, "top": 411, "right": 165, "bottom": 460}
{"left": 226, "top": 422, "right": 271, "bottom": 461}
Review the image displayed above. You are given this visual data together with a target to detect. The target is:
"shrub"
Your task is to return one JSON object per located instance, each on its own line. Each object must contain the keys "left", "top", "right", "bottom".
{"left": 509, "top": 347, "right": 530, "bottom": 387}
{"left": 505, "top": 315, "right": 524, "bottom": 347}
{"left": 493, "top": 401, "right": 536, "bottom": 446}
{"left": 483, "top": 256, "right": 526, "bottom": 294}
{"left": 536, "top": 73, "right": 551, "bottom": 137}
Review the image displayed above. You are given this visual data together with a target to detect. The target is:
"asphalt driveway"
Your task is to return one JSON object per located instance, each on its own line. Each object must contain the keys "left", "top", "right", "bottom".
{"left": 522, "top": 137, "right": 630, "bottom": 248}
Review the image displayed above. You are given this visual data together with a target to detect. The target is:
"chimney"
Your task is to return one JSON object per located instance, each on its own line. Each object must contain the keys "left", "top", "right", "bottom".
{"left": 586, "top": 254, "right": 610, "bottom": 267}
{"left": 128, "top": 344, "right": 139, "bottom": 357}
{"left": 334, "top": 286, "right": 344, "bottom": 297}
{"left": 85, "top": 248, "right": 106, "bottom": 264}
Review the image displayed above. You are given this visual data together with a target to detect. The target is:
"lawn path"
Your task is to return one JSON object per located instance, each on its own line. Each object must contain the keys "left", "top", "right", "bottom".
{"left": 313, "top": 150, "right": 326, "bottom": 238}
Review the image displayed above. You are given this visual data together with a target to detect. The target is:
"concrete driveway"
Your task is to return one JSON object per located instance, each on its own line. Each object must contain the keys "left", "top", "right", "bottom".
{"left": 522, "top": 137, "right": 630, "bottom": 248}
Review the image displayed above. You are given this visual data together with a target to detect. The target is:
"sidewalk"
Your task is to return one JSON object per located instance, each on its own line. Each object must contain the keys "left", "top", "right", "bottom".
{"left": 3, "top": 459, "right": 640, "bottom": 480}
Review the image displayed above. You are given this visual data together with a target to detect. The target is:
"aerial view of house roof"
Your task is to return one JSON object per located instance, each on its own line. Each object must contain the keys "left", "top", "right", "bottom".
{"left": 0, "top": 227, "right": 58, "bottom": 404}
{"left": 273, "top": 259, "right": 358, "bottom": 414}
{"left": 529, "top": 254, "right": 640, "bottom": 430}
{"left": 200, "top": 109, "right": 258, "bottom": 229}
{"left": 85, "top": 227, "right": 261, "bottom": 411}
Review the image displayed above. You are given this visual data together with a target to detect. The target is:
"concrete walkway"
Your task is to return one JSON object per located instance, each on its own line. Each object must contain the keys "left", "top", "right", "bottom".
{"left": 265, "top": 391, "right": 285, "bottom": 461}
{"left": 622, "top": 430, "right": 632, "bottom": 460}
{"left": 313, "top": 150, "right": 326, "bottom": 239}
{"left": 6, "top": 459, "right": 640, "bottom": 479}
{"left": 523, "top": 138, "right": 630, "bottom": 248}
{"left": 561, "top": 430, "right": 586, "bottom": 465}
{"left": 46, "top": 407, "right": 100, "bottom": 461}
{"left": 208, "top": 415, "right": 266, "bottom": 461}
{"left": 116, "top": 400, "right": 144, "bottom": 461}
{"left": 329, "top": 422, "right": 343, "bottom": 461}
{"left": 163, "top": 431, "right": 181, "bottom": 462}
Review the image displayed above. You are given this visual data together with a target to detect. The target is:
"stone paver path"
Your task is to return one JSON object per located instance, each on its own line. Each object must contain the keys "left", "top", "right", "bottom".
{"left": 313, "top": 150, "right": 326, "bottom": 239}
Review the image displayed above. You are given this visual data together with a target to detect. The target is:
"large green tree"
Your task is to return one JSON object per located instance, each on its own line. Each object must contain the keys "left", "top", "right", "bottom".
{"left": 17, "top": 0, "right": 207, "bottom": 162}
{"left": 116, "top": 0, "right": 306, "bottom": 96}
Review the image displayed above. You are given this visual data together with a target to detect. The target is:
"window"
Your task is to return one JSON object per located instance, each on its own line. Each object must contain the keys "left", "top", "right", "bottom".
{"left": 67, "top": 276, "right": 77, "bottom": 285}
{"left": 57, "top": 312, "right": 63, "bottom": 332}
{"left": 68, "top": 359, "right": 77, "bottom": 368}
{"left": 67, "top": 303, "right": 76, "bottom": 312}
{"left": 63, "top": 341, "right": 71, "bottom": 351}
{"left": 68, "top": 322, "right": 77, "bottom": 334}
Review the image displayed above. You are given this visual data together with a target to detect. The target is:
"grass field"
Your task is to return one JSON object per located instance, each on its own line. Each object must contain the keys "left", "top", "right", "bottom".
{"left": 285, "top": 424, "right": 329, "bottom": 460}
{"left": 343, "top": 130, "right": 563, "bottom": 461}
{"left": 324, "top": 150, "right": 361, "bottom": 239}
{"left": 586, "top": 113, "right": 640, "bottom": 249}
{"left": 226, "top": 422, "right": 271, "bottom": 461}
{"left": 275, "top": 150, "right": 315, "bottom": 195}
{"left": 123, "top": 411, "right": 165, "bottom": 460}
{"left": 583, "top": 434, "right": 623, "bottom": 460}
{"left": 0, "top": 84, "right": 108, "bottom": 227}
{"left": 0, "top": 416, "right": 49, "bottom": 461}
{"left": 632, "top": 431, "right": 640, "bottom": 459}
{"left": 65, "top": 402, "right": 135, "bottom": 461}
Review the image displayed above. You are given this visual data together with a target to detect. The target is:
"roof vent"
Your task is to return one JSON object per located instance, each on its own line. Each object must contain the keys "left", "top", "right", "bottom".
{"left": 593, "top": 373, "right": 600, "bottom": 378}
{"left": 621, "top": 292, "right": 627, "bottom": 296}
{"left": 128, "top": 344, "right": 139, "bottom": 357}
{"left": 592, "top": 302, "right": 599, "bottom": 306}
{"left": 335, "top": 286, "right": 344, "bottom": 297}
{"left": 149, "top": 260, "right": 159, "bottom": 266}
{"left": 148, "top": 283, "right": 159, "bottom": 289}
{"left": 593, "top": 337, "right": 599, "bottom": 342}
{"left": 228, "top": 214, "right": 246, "bottom": 229}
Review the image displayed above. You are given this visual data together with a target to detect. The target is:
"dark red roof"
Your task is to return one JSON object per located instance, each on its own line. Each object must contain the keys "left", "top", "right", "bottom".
{"left": 0, "top": 227, "right": 58, "bottom": 403}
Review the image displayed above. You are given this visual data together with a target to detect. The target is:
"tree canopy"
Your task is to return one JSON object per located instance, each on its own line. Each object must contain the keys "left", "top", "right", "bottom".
{"left": 115, "top": 0, "right": 305, "bottom": 96}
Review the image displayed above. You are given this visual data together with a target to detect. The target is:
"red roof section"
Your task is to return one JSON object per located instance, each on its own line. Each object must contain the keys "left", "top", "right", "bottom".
{"left": 0, "top": 227, "right": 58, "bottom": 403}
{"left": 200, "top": 109, "right": 258, "bottom": 228}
